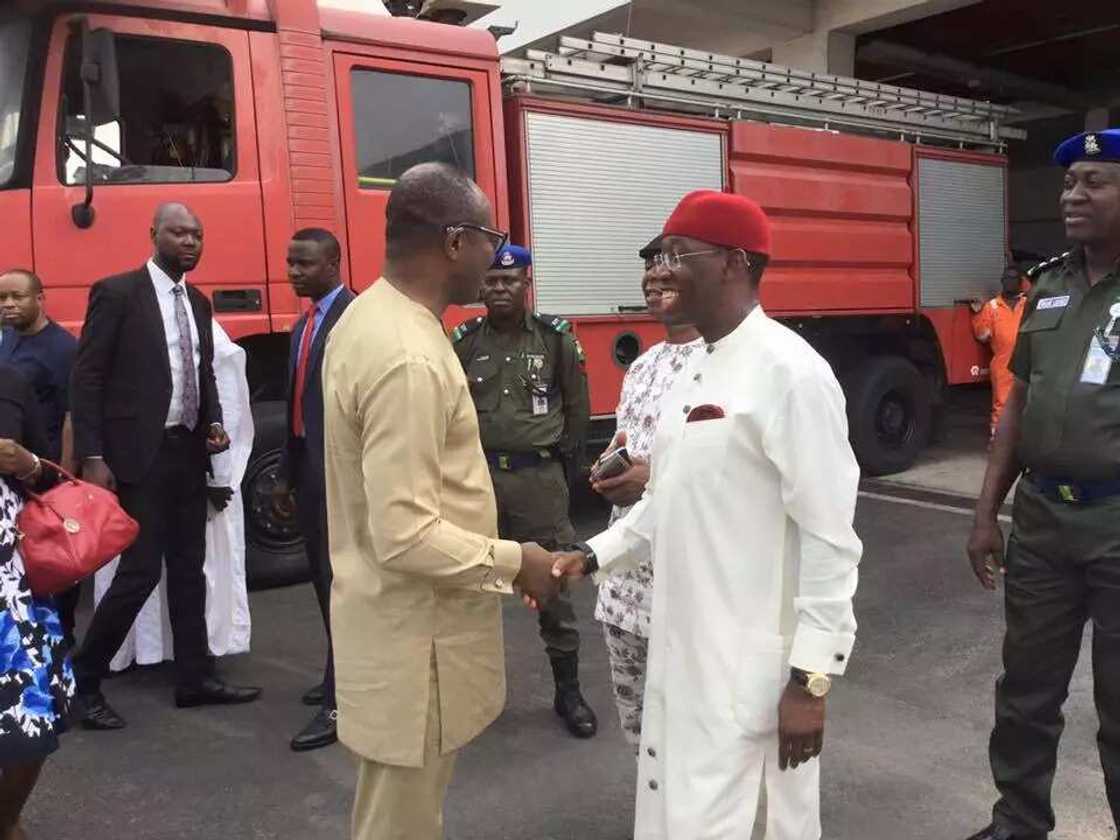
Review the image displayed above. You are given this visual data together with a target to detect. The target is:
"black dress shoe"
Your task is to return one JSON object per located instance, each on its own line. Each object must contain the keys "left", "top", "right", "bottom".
{"left": 77, "top": 692, "right": 127, "bottom": 730}
{"left": 174, "top": 677, "right": 262, "bottom": 708}
{"left": 291, "top": 708, "right": 338, "bottom": 752}
{"left": 965, "top": 825, "right": 1022, "bottom": 840}
{"left": 554, "top": 685, "right": 598, "bottom": 739}
{"left": 301, "top": 683, "right": 325, "bottom": 707}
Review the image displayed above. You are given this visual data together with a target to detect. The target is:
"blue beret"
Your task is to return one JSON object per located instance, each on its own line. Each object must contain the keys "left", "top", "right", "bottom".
{"left": 1053, "top": 129, "right": 1120, "bottom": 167}
{"left": 491, "top": 244, "right": 531, "bottom": 270}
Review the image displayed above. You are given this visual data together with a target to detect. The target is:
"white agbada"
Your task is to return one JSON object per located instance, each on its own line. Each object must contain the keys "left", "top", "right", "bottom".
{"left": 588, "top": 307, "right": 862, "bottom": 840}
{"left": 94, "top": 322, "right": 253, "bottom": 669}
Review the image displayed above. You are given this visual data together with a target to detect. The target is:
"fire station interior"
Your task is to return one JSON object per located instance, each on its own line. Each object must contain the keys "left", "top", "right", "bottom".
{"left": 59, "top": 31, "right": 235, "bottom": 185}
{"left": 849, "top": 1, "right": 1119, "bottom": 265}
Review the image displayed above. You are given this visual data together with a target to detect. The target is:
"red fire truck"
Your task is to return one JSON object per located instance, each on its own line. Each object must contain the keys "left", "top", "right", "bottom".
{"left": 0, "top": 1, "right": 1022, "bottom": 583}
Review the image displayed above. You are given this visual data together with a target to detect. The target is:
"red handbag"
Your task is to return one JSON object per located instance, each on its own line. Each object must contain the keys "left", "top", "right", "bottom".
{"left": 16, "top": 461, "right": 139, "bottom": 598}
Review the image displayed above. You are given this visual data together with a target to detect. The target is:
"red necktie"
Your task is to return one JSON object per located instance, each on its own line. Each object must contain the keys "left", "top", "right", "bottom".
{"left": 291, "top": 306, "right": 318, "bottom": 438}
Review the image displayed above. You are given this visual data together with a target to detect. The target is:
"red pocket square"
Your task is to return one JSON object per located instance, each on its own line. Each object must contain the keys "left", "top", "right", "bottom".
{"left": 686, "top": 404, "right": 725, "bottom": 422}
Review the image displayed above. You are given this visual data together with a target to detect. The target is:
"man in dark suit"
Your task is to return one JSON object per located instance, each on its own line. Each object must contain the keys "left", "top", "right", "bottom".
{"left": 70, "top": 202, "right": 261, "bottom": 729}
{"left": 273, "top": 228, "right": 354, "bottom": 752}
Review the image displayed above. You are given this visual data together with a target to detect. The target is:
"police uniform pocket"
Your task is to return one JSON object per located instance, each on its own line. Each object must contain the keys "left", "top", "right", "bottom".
{"left": 732, "top": 630, "right": 788, "bottom": 738}
{"left": 1019, "top": 304, "right": 1067, "bottom": 333}
{"left": 466, "top": 358, "right": 501, "bottom": 412}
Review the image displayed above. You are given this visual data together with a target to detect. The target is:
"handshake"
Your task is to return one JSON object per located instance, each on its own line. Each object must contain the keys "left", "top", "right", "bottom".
{"left": 512, "top": 542, "right": 591, "bottom": 609}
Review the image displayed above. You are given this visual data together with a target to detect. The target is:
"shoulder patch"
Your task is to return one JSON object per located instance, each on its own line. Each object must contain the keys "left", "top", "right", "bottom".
{"left": 1026, "top": 252, "right": 1070, "bottom": 280}
{"left": 533, "top": 312, "right": 571, "bottom": 334}
{"left": 450, "top": 315, "right": 484, "bottom": 343}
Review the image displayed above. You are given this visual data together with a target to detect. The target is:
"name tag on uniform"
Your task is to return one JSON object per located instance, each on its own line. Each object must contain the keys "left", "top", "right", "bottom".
{"left": 1037, "top": 295, "right": 1071, "bottom": 310}
{"left": 1081, "top": 335, "right": 1116, "bottom": 385}
{"left": 532, "top": 394, "right": 549, "bottom": 415}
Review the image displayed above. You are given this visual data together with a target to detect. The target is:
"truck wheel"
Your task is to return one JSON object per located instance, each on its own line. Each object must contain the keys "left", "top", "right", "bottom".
{"left": 242, "top": 401, "right": 309, "bottom": 590}
{"left": 844, "top": 356, "right": 932, "bottom": 476}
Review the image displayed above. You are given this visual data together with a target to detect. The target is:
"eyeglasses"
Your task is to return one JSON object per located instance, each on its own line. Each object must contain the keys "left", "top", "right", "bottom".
{"left": 651, "top": 249, "right": 725, "bottom": 271}
{"left": 445, "top": 223, "right": 509, "bottom": 256}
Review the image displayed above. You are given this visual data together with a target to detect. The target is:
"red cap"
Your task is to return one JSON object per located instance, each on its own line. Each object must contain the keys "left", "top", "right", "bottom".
{"left": 662, "top": 190, "right": 772, "bottom": 256}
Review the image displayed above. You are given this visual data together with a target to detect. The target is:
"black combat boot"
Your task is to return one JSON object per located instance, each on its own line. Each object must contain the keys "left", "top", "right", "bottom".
{"left": 551, "top": 653, "right": 598, "bottom": 739}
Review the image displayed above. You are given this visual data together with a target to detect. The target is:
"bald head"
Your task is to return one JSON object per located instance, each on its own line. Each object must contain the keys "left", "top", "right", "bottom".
{"left": 151, "top": 202, "right": 203, "bottom": 278}
{"left": 153, "top": 202, "right": 199, "bottom": 231}
{"left": 385, "top": 163, "right": 489, "bottom": 260}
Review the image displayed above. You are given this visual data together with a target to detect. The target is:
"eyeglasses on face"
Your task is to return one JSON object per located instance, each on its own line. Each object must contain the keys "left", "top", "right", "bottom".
{"left": 445, "top": 223, "right": 509, "bottom": 256}
{"left": 651, "top": 248, "right": 752, "bottom": 273}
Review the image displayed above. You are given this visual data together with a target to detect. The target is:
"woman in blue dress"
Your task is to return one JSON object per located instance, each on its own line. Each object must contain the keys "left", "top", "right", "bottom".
{"left": 0, "top": 364, "right": 74, "bottom": 840}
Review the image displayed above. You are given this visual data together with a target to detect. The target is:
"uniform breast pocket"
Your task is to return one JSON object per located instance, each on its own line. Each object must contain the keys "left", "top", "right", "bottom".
{"left": 466, "top": 358, "right": 501, "bottom": 412}
{"left": 1019, "top": 303, "right": 1067, "bottom": 334}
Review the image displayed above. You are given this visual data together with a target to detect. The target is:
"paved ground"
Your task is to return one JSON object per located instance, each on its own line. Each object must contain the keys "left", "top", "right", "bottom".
{"left": 22, "top": 398, "right": 1117, "bottom": 839}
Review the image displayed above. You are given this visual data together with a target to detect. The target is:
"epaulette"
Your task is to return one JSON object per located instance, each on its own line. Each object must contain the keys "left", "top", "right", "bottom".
{"left": 532, "top": 312, "right": 572, "bottom": 334}
{"left": 535, "top": 312, "right": 585, "bottom": 363}
{"left": 450, "top": 315, "right": 484, "bottom": 343}
{"left": 1027, "top": 252, "right": 1070, "bottom": 280}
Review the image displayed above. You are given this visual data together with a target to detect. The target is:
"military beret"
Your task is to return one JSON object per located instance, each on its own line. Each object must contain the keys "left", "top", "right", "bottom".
{"left": 638, "top": 235, "right": 663, "bottom": 260}
{"left": 491, "top": 244, "right": 531, "bottom": 270}
{"left": 1053, "top": 129, "right": 1120, "bottom": 167}
{"left": 662, "top": 190, "right": 772, "bottom": 256}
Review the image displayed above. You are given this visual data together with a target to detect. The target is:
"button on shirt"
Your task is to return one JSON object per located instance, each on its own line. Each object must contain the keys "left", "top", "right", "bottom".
{"left": 1011, "top": 251, "right": 1120, "bottom": 480}
{"left": 147, "top": 259, "right": 201, "bottom": 428}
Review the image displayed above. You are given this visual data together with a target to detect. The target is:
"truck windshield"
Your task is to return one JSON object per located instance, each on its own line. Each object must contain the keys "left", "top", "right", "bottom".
{"left": 0, "top": 18, "right": 31, "bottom": 187}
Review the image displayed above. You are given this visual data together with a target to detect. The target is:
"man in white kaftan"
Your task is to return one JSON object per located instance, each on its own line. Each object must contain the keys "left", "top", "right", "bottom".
{"left": 94, "top": 322, "right": 252, "bottom": 668}
{"left": 556, "top": 191, "right": 862, "bottom": 840}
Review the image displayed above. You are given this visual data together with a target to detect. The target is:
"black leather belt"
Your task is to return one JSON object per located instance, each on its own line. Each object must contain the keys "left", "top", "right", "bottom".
{"left": 164, "top": 425, "right": 194, "bottom": 439}
{"left": 1027, "top": 471, "right": 1120, "bottom": 504}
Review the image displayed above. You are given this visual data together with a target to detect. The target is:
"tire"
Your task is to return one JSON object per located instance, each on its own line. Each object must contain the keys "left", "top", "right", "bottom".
{"left": 843, "top": 356, "right": 932, "bottom": 477}
{"left": 242, "top": 401, "right": 309, "bottom": 590}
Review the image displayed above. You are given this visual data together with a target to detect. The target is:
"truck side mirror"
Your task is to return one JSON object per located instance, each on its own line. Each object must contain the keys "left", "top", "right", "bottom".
{"left": 84, "top": 27, "right": 121, "bottom": 125}
{"left": 69, "top": 19, "right": 120, "bottom": 229}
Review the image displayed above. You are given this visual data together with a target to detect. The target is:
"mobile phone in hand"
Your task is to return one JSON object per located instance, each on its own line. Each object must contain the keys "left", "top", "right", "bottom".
{"left": 594, "top": 447, "right": 632, "bottom": 480}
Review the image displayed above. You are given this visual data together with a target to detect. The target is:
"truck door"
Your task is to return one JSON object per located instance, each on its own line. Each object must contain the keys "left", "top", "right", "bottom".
{"left": 31, "top": 13, "right": 268, "bottom": 337}
{"left": 0, "top": 16, "right": 36, "bottom": 273}
{"left": 333, "top": 53, "right": 502, "bottom": 291}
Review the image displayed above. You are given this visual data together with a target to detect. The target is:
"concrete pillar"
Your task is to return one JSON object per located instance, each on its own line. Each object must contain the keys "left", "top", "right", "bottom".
{"left": 771, "top": 29, "right": 855, "bottom": 75}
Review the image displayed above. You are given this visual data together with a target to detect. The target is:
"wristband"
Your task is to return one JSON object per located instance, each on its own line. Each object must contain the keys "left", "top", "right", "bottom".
{"left": 15, "top": 454, "right": 41, "bottom": 482}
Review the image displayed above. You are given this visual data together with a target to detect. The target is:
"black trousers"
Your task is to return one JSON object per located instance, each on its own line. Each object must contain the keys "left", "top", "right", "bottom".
{"left": 73, "top": 429, "right": 210, "bottom": 693}
{"left": 54, "top": 583, "right": 81, "bottom": 649}
{"left": 291, "top": 444, "right": 335, "bottom": 709}
{"left": 490, "top": 461, "right": 580, "bottom": 661}
{"left": 990, "top": 479, "right": 1120, "bottom": 838}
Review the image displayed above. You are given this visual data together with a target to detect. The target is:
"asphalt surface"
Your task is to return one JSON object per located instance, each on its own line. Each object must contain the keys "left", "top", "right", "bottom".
{"left": 23, "top": 481, "right": 1116, "bottom": 839}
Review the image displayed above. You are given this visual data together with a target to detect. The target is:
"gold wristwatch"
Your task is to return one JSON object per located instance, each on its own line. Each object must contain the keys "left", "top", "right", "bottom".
{"left": 791, "top": 668, "right": 832, "bottom": 698}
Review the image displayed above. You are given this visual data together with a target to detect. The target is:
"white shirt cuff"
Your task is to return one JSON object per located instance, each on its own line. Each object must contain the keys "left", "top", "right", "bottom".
{"left": 587, "top": 528, "right": 632, "bottom": 584}
{"left": 789, "top": 624, "right": 855, "bottom": 675}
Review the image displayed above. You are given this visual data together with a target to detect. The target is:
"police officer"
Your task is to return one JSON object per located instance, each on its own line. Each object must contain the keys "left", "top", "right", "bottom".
{"left": 452, "top": 244, "right": 597, "bottom": 738}
{"left": 966, "top": 128, "right": 1120, "bottom": 840}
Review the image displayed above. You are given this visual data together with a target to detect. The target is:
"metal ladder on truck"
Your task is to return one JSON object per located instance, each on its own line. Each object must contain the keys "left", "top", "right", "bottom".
{"left": 502, "top": 32, "right": 1025, "bottom": 150}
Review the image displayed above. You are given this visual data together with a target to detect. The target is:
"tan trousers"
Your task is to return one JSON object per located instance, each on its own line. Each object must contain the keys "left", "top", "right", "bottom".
{"left": 351, "top": 664, "right": 458, "bottom": 840}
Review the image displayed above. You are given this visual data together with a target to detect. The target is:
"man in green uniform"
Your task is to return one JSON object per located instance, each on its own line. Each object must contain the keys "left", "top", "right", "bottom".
{"left": 452, "top": 244, "right": 597, "bottom": 738}
{"left": 966, "top": 128, "right": 1120, "bottom": 840}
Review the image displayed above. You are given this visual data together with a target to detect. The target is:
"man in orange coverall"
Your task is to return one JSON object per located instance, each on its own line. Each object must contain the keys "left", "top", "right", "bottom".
{"left": 971, "top": 264, "right": 1030, "bottom": 438}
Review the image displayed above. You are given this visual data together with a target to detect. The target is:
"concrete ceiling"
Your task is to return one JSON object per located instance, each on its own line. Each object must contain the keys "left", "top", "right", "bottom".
{"left": 479, "top": 0, "right": 814, "bottom": 56}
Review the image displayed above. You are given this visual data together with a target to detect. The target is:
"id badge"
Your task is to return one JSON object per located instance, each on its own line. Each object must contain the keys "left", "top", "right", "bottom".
{"left": 532, "top": 394, "right": 549, "bottom": 415}
{"left": 1081, "top": 336, "right": 1116, "bottom": 385}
